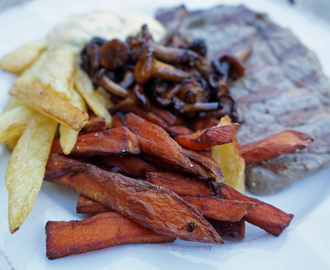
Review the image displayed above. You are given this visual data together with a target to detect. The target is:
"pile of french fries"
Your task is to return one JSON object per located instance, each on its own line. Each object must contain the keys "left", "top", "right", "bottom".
{"left": 0, "top": 20, "right": 314, "bottom": 260}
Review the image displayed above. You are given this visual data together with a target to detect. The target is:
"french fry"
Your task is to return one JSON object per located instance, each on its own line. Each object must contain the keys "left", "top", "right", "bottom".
{"left": 5, "top": 113, "right": 57, "bottom": 233}
{"left": 146, "top": 172, "right": 293, "bottom": 236}
{"left": 94, "top": 87, "right": 113, "bottom": 110}
{"left": 147, "top": 172, "right": 215, "bottom": 197}
{"left": 123, "top": 113, "right": 203, "bottom": 177}
{"left": 0, "top": 39, "right": 47, "bottom": 73}
{"left": 75, "top": 196, "right": 246, "bottom": 240}
{"left": 51, "top": 127, "right": 140, "bottom": 157}
{"left": 10, "top": 78, "right": 88, "bottom": 131}
{"left": 0, "top": 106, "right": 35, "bottom": 145}
{"left": 59, "top": 89, "right": 87, "bottom": 155}
{"left": 76, "top": 194, "right": 256, "bottom": 223}
{"left": 44, "top": 154, "right": 223, "bottom": 244}
{"left": 81, "top": 114, "right": 108, "bottom": 134}
{"left": 174, "top": 123, "right": 240, "bottom": 151}
{"left": 19, "top": 48, "right": 75, "bottom": 100}
{"left": 73, "top": 67, "right": 112, "bottom": 127}
{"left": 126, "top": 105, "right": 192, "bottom": 136}
{"left": 208, "top": 219, "right": 245, "bottom": 240}
{"left": 181, "top": 196, "right": 257, "bottom": 222}
{"left": 3, "top": 97, "right": 24, "bottom": 111}
{"left": 240, "top": 130, "right": 314, "bottom": 164}
{"left": 214, "top": 182, "right": 294, "bottom": 236}
{"left": 76, "top": 195, "right": 111, "bottom": 214}
{"left": 5, "top": 137, "right": 19, "bottom": 151}
{"left": 102, "top": 155, "right": 158, "bottom": 177}
{"left": 46, "top": 212, "right": 176, "bottom": 260}
{"left": 182, "top": 148, "right": 224, "bottom": 181}
{"left": 211, "top": 116, "right": 245, "bottom": 193}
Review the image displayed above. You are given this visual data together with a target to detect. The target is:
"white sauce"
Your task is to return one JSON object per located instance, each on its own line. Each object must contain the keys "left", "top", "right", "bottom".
{"left": 47, "top": 10, "right": 166, "bottom": 52}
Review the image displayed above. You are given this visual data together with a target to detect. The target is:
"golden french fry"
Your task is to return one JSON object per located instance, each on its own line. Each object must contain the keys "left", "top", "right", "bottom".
{"left": 19, "top": 48, "right": 75, "bottom": 100}
{"left": 73, "top": 67, "right": 112, "bottom": 127}
{"left": 10, "top": 78, "right": 88, "bottom": 131}
{"left": 5, "top": 137, "right": 19, "bottom": 151}
{"left": 94, "top": 87, "right": 113, "bottom": 110}
{"left": 211, "top": 116, "right": 245, "bottom": 193}
{"left": 3, "top": 97, "right": 24, "bottom": 112}
{"left": 59, "top": 89, "right": 87, "bottom": 154}
{"left": 5, "top": 113, "right": 58, "bottom": 233}
{"left": 0, "top": 106, "right": 35, "bottom": 145}
{"left": 0, "top": 39, "right": 47, "bottom": 74}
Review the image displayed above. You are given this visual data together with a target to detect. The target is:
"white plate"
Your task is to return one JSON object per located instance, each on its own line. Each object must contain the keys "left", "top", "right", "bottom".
{"left": 1, "top": 0, "right": 330, "bottom": 269}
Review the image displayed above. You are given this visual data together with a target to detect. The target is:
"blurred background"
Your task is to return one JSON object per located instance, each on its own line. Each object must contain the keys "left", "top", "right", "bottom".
{"left": 1, "top": 0, "right": 330, "bottom": 23}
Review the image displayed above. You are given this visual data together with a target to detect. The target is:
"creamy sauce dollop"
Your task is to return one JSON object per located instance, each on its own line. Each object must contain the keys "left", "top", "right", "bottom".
{"left": 47, "top": 10, "right": 166, "bottom": 52}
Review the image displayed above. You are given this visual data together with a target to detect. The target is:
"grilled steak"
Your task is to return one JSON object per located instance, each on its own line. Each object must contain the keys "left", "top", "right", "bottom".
{"left": 156, "top": 5, "right": 330, "bottom": 194}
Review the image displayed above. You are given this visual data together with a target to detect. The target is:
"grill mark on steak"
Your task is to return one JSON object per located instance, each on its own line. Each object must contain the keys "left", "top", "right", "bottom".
{"left": 156, "top": 5, "right": 330, "bottom": 194}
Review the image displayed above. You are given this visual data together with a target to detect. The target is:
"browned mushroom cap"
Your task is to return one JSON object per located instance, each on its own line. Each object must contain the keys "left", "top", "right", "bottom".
{"left": 220, "top": 55, "right": 245, "bottom": 80}
{"left": 150, "top": 43, "right": 200, "bottom": 65}
{"left": 93, "top": 68, "right": 130, "bottom": 98}
{"left": 133, "top": 84, "right": 151, "bottom": 111}
{"left": 134, "top": 46, "right": 153, "bottom": 84}
{"left": 177, "top": 79, "right": 205, "bottom": 104}
{"left": 134, "top": 47, "right": 189, "bottom": 84}
{"left": 99, "top": 39, "right": 130, "bottom": 71}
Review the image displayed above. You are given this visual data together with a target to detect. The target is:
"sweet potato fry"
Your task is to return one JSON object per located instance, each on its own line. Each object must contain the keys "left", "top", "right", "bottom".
{"left": 212, "top": 182, "right": 294, "bottom": 236}
{"left": 51, "top": 127, "right": 140, "bottom": 157}
{"left": 102, "top": 155, "right": 159, "bottom": 177}
{"left": 174, "top": 123, "right": 239, "bottom": 151}
{"left": 208, "top": 219, "right": 245, "bottom": 240}
{"left": 76, "top": 194, "right": 256, "bottom": 222}
{"left": 123, "top": 113, "right": 203, "bottom": 177}
{"left": 81, "top": 114, "right": 107, "bottom": 134}
{"left": 150, "top": 106, "right": 183, "bottom": 126}
{"left": 146, "top": 172, "right": 293, "bottom": 236}
{"left": 182, "top": 148, "right": 224, "bottom": 181}
{"left": 147, "top": 172, "right": 214, "bottom": 197}
{"left": 126, "top": 106, "right": 192, "bottom": 136}
{"left": 76, "top": 195, "right": 111, "bottom": 214}
{"left": 182, "top": 196, "right": 257, "bottom": 222}
{"left": 46, "top": 212, "right": 176, "bottom": 259}
{"left": 240, "top": 130, "right": 314, "bottom": 164}
{"left": 44, "top": 154, "right": 223, "bottom": 244}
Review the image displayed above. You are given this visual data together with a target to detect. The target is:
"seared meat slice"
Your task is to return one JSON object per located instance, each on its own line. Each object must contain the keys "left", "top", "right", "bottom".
{"left": 156, "top": 5, "right": 330, "bottom": 194}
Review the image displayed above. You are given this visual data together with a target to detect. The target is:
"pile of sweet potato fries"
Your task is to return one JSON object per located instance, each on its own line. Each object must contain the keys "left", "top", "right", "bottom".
{"left": 43, "top": 25, "right": 314, "bottom": 259}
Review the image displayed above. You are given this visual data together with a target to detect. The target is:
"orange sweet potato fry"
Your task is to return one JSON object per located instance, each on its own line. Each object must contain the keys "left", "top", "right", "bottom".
{"left": 208, "top": 219, "right": 245, "bottom": 240}
{"left": 81, "top": 114, "right": 107, "bottom": 134}
{"left": 174, "top": 123, "right": 240, "bottom": 151}
{"left": 46, "top": 212, "right": 176, "bottom": 259}
{"left": 182, "top": 148, "right": 224, "bottom": 181}
{"left": 45, "top": 154, "right": 223, "bottom": 244}
{"left": 240, "top": 130, "right": 314, "bottom": 164}
{"left": 51, "top": 127, "right": 140, "bottom": 157}
{"left": 76, "top": 193, "right": 256, "bottom": 223}
{"left": 111, "top": 114, "right": 124, "bottom": 128}
{"left": 150, "top": 106, "right": 183, "bottom": 126}
{"left": 182, "top": 196, "right": 257, "bottom": 222}
{"left": 76, "top": 195, "right": 111, "bottom": 214}
{"left": 127, "top": 106, "right": 192, "bottom": 136}
{"left": 102, "top": 155, "right": 159, "bottom": 177}
{"left": 212, "top": 182, "right": 294, "bottom": 236}
{"left": 147, "top": 172, "right": 214, "bottom": 197}
{"left": 123, "top": 113, "right": 205, "bottom": 178}
{"left": 147, "top": 172, "right": 293, "bottom": 236}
